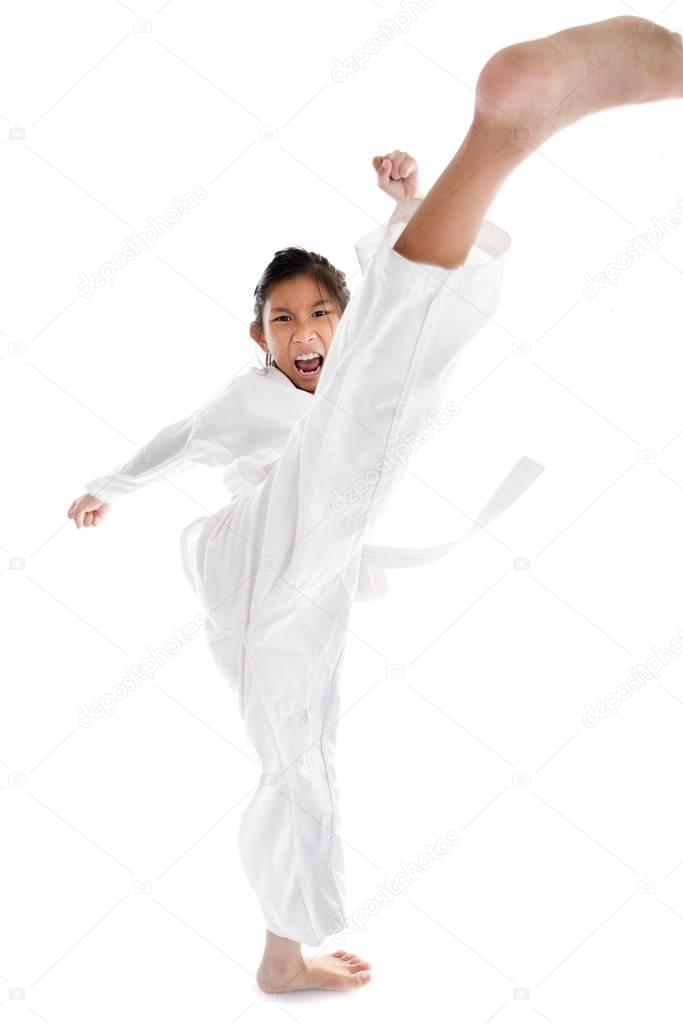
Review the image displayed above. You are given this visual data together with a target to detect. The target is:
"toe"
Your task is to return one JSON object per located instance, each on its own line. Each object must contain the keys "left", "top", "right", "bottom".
{"left": 349, "top": 962, "right": 371, "bottom": 973}
{"left": 355, "top": 971, "right": 372, "bottom": 985}
{"left": 332, "top": 949, "right": 347, "bottom": 957}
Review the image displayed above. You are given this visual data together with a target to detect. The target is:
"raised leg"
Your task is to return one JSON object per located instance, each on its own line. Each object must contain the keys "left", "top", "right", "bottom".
{"left": 394, "top": 15, "right": 683, "bottom": 269}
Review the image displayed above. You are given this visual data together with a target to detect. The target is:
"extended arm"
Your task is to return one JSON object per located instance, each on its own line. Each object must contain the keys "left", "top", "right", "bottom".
{"left": 68, "top": 377, "right": 245, "bottom": 527}
{"left": 82, "top": 410, "right": 207, "bottom": 504}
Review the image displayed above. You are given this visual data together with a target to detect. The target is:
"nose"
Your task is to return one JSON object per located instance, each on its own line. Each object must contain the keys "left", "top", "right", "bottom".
{"left": 292, "top": 329, "right": 317, "bottom": 344}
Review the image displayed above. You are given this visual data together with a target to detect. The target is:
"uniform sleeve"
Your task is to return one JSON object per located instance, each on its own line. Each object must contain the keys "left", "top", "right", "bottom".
{"left": 83, "top": 379, "right": 246, "bottom": 502}
{"left": 353, "top": 195, "right": 511, "bottom": 276}
{"left": 353, "top": 196, "right": 423, "bottom": 276}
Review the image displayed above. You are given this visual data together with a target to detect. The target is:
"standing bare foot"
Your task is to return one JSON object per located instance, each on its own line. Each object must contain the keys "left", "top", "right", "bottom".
{"left": 257, "top": 949, "right": 372, "bottom": 993}
{"left": 256, "top": 931, "right": 372, "bottom": 993}
{"left": 474, "top": 15, "right": 683, "bottom": 151}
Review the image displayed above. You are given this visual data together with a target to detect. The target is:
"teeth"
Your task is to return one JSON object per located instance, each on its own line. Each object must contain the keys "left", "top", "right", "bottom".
{"left": 296, "top": 352, "right": 321, "bottom": 361}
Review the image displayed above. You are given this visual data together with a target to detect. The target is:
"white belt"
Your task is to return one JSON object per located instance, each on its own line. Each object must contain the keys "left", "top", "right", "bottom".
{"left": 355, "top": 454, "right": 545, "bottom": 602}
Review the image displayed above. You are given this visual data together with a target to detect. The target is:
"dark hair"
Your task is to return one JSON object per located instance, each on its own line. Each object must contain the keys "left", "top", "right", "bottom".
{"left": 252, "top": 246, "right": 350, "bottom": 332}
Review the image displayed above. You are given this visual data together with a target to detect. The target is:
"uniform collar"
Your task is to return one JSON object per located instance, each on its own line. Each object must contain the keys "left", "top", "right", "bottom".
{"left": 267, "top": 361, "right": 314, "bottom": 396}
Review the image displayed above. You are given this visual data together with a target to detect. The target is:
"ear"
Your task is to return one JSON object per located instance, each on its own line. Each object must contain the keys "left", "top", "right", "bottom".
{"left": 249, "top": 321, "right": 267, "bottom": 352}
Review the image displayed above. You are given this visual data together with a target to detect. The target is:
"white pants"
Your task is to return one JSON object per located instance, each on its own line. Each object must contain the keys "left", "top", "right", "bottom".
{"left": 179, "top": 234, "right": 507, "bottom": 945}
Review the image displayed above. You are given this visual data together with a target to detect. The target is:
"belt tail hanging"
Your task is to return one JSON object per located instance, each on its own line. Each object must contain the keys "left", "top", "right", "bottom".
{"left": 359, "top": 454, "right": 546, "bottom": 574}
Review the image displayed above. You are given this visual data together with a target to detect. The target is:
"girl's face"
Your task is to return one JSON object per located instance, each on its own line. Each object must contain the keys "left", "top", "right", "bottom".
{"left": 250, "top": 273, "right": 341, "bottom": 392}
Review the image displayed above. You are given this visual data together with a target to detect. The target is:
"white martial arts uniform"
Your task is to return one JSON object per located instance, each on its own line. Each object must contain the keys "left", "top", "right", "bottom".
{"left": 84, "top": 196, "right": 544, "bottom": 945}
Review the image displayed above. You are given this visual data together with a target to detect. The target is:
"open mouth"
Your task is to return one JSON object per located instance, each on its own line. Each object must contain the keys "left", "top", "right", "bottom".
{"left": 293, "top": 353, "right": 324, "bottom": 380}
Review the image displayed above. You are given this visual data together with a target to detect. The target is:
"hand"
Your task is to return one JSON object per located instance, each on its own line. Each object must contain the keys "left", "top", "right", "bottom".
{"left": 68, "top": 493, "right": 111, "bottom": 529}
{"left": 372, "top": 149, "right": 420, "bottom": 202}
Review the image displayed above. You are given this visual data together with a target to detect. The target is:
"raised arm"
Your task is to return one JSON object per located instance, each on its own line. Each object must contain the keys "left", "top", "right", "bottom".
{"left": 354, "top": 148, "right": 425, "bottom": 275}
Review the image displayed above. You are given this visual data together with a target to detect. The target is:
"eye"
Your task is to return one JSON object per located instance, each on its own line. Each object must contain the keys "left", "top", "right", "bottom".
{"left": 272, "top": 310, "right": 330, "bottom": 322}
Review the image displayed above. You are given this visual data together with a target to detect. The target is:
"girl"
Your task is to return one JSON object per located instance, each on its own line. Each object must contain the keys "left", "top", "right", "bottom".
{"left": 68, "top": 15, "right": 683, "bottom": 993}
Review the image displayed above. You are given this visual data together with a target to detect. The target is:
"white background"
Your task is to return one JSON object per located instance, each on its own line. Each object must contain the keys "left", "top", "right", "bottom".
{"left": 2, "top": 0, "right": 683, "bottom": 1018}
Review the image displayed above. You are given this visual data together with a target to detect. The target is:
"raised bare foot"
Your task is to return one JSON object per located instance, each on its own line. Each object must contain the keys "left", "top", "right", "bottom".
{"left": 256, "top": 948, "right": 372, "bottom": 993}
{"left": 474, "top": 15, "right": 683, "bottom": 150}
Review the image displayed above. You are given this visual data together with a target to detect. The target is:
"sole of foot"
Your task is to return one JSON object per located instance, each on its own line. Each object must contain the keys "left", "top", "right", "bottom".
{"left": 472, "top": 15, "right": 683, "bottom": 152}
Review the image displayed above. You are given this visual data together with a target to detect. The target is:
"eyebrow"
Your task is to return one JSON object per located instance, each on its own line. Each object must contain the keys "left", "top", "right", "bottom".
{"left": 270, "top": 299, "right": 332, "bottom": 313}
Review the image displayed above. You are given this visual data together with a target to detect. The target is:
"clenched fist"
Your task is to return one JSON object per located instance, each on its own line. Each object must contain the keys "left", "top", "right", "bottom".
{"left": 67, "top": 493, "right": 111, "bottom": 529}
{"left": 373, "top": 149, "right": 421, "bottom": 202}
